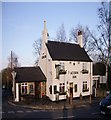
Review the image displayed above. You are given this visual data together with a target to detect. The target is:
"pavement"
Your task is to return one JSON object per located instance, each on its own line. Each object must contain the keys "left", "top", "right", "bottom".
{"left": 8, "top": 96, "right": 102, "bottom": 110}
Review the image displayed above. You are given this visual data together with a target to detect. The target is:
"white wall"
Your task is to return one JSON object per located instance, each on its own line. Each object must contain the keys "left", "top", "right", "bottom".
{"left": 47, "top": 60, "right": 93, "bottom": 101}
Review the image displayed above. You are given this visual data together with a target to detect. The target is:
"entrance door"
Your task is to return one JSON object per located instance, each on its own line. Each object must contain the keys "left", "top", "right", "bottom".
{"left": 69, "top": 83, "right": 73, "bottom": 97}
{"left": 69, "top": 82, "right": 73, "bottom": 104}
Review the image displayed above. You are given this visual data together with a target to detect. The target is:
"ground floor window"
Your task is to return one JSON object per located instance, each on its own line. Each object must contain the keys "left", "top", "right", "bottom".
{"left": 93, "top": 80, "right": 100, "bottom": 88}
{"left": 74, "top": 84, "right": 77, "bottom": 92}
{"left": 29, "top": 84, "right": 34, "bottom": 94}
{"left": 21, "top": 83, "right": 34, "bottom": 95}
{"left": 59, "top": 83, "right": 65, "bottom": 95}
{"left": 21, "top": 83, "right": 28, "bottom": 94}
{"left": 54, "top": 85, "right": 57, "bottom": 94}
{"left": 49, "top": 85, "right": 52, "bottom": 94}
{"left": 83, "top": 81, "right": 89, "bottom": 92}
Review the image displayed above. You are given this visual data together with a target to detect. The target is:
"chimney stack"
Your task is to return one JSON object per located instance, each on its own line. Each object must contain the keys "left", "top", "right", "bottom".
{"left": 42, "top": 20, "right": 48, "bottom": 44}
{"left": 77, "top": 30, "right": 83, "bottom": 48}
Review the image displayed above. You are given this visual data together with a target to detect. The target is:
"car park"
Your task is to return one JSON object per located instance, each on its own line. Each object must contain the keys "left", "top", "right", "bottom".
{"left": 99, "top": 93, "right": 111, "bottom": 115}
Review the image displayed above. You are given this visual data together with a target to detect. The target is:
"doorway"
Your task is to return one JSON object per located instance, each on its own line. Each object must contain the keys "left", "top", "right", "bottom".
{"left": 69, "top": 82, "right": 73, "bottom": 97}
{"left": 69, "top": 82, "right": 73, "bottom": 104}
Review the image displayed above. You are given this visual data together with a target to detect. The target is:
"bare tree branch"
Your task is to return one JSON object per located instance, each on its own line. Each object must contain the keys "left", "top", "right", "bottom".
{"left": 33, "top": 38, "right": 42, "bottom": 64}
{"left": 56, "top": 23, "right": 67, "bottom": 42}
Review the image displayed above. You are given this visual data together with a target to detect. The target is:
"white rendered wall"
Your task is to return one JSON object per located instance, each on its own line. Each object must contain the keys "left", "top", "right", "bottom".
{"left": 47, "top": 60, "right": 93, "bottom": 101}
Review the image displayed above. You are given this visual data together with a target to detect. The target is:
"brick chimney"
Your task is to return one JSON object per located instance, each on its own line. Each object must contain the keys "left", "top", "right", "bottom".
{"left": 77, "top": 30, "right": 83, "bottom": 48}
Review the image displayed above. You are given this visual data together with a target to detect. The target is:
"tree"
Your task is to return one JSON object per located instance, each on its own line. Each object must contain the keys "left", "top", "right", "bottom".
{"left": 8, "top": 51, "right": 20, "bottom": 69}
{"left": 1, "top": 68, "right": 12, "bottom": 90}
{"left": 33, "top": 38, "right": 42, "bottom": 65}
{"left": 89, "top": 1, "right": 111, "bottom": 63}
{"left": 70, "top": 24, "right": 96, "bottom": 60}
{"left": 56, "top": 23, "right": 67, "bottom": 42}
{"left": 88, "top": 1, "right": 111, "bottom": 90}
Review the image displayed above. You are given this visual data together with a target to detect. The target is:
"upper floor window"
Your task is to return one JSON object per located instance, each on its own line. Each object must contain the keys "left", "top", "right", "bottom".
{"left": 59, "top": 62, "right": 66, "bottom": 74}
{"left": 55, "top": 64, "right": 60, "bottom": 79}
{"left": 82, "top": 63, "right": 89, "bottom": 74}
{"left": 55, "top": 63, "right": 66, "bottom": 79}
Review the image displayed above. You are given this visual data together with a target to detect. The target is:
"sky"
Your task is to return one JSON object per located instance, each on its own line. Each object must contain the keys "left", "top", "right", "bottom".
{"left": 1, "top": 2, "right": 102, "bottom": 70}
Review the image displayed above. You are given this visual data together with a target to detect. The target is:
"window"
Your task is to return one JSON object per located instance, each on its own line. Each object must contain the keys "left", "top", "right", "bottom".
{"left": 60, "top": 63, "right": 65, "bottom": 70}
{"left": 21, "top": 83, "right": 28, "bottom": 94}
{"left": 55, "top": 64, "right": 60, "bottom": 79}
{"left": 54, "top": 85, "right": 57, "bottom": 94}
{"left": 42, "top": 52, "right": 46, "bottom": 59}
{"left": 83, "top": 81, "right": 89, "bottom": 92}
{"left": 29, "top": 84, "right": 34, "bottom": 94}
{"left": 59, "top": 83, "right": 65, "bottom": 95}
{"left": 55, "top": 63, "right": 66, "bottom": 78}
{"left": 74, "top": 84, "right": 77, "bottom": 92}
{"left": 49, "top": 85, "right": 52, "bottom": 94}
{"left": 59, "top": 63, "right": 66, "bottom": 74}
{"left": 82, "top": 63, "right": 88, "bottom": 74}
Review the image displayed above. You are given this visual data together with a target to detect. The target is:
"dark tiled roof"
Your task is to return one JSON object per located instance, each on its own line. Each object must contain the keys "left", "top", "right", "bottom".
{"left": 46, "top": 41, "right": 92, "bottom": 62}
{"left": 14, "top": 66, "right": 46, "bottom": 83}
{"left": 93, "top": 62, "right": 106, "bottom": 75}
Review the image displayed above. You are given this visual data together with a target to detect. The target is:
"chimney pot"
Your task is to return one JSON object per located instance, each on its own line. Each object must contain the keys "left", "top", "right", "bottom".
{"left": 78, "top": 30, "right": 82, "bottom": 36}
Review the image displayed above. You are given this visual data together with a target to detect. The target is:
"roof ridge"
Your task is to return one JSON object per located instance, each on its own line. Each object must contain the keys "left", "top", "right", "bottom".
{"left": 47, "top": 40, "right": 79, "bottom": 46}
{"left": 14, "top": 66, "right": 39, "bottom": 69}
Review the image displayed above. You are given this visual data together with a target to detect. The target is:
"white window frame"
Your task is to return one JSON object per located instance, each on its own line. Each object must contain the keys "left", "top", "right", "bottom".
{"left": 21, "top": 83, "right": 28, "bottom": 94}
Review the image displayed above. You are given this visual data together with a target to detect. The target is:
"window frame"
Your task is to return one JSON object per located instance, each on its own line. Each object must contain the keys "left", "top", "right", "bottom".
{"left": 21, "top": 83, "right": 28, "bottom": 95}
{"left": 54, "top": 85, "right": 57, "bottom": 94}
{"left": 74, "top": 84, "right": 77, "bottom": 92}
{"left": 59, "top": 83, "right": 66, "bottom": 95}
{"left": 82, "top": 81, "right": 89, "bottom": 92}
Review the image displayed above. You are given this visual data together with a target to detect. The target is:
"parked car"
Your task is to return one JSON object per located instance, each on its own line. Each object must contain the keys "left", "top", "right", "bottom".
{"left": 99, "top": 93, "right": 111, "bottom": 115}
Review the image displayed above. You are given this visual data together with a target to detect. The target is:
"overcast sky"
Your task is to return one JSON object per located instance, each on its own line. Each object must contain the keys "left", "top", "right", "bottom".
{"left": 2, "top": 2, "right": 102, "bottom": 70}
